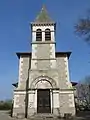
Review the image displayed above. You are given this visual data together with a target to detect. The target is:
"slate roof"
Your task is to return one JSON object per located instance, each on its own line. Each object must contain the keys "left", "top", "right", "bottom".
{"left": 12, "top": 82, "right": 18, "bottom": 88}
{"left": 33, "top": 5, "right": 55, "bottom": 23}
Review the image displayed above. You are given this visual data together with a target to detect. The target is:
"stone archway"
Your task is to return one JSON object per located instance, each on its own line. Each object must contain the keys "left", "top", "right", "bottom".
{"left": 30, "top": 75, "right": 57, "bottom": 89}
{"left": 35, "top": 80, "right": 52, "bottom": 89}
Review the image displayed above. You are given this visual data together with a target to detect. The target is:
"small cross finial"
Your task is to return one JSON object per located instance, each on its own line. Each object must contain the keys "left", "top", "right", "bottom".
{"left": 42, "top": 4, "right": 46, "bottom": 11}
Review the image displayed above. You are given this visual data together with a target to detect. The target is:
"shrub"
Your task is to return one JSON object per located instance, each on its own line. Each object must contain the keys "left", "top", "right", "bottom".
{"left": 0, "top": 100, "right": 12, "bottom": 110}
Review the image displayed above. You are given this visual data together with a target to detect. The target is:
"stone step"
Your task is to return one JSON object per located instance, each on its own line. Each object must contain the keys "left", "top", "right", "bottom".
{"left": 28, "top": 113, "right": 59, "bottom": 120}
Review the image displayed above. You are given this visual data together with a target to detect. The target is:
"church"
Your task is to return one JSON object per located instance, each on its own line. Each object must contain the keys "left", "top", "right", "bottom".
{"left": 12, "top": 6, "right": 76, "bottom": 118}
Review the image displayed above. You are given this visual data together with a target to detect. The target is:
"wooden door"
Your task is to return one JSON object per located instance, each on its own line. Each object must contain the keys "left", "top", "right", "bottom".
{"left": 37, "top": 89, "right": 51, "bottom": 113}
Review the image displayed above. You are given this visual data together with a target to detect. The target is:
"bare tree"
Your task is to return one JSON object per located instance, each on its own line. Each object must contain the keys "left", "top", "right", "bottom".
{"left": 76, "top": 76, "right": 90, "bottom": 109}
{"left": 75, "top": 10, "right": 90, "bottom": 43}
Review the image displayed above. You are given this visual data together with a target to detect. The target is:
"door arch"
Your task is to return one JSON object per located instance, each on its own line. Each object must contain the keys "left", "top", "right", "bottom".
{"left": 30, "top": 76, "right": 57, "bottom": 89}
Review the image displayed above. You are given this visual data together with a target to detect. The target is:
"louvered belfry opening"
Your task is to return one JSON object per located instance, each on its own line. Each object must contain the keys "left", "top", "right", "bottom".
{"left": 36, "top": 29, "right": 42, "bottom": 41}
{"left": 45, "top": 28, "right": 51, "bottom": 41}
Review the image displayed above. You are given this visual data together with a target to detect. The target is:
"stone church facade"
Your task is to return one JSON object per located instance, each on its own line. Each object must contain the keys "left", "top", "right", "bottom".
{"left": 12, "top": 6, "right": 75, "bottom": 118}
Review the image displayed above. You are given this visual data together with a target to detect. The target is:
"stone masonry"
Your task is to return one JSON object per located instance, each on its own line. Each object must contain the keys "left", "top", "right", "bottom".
{"left": 12, "top": 5, "right": 76, "bottom": 118}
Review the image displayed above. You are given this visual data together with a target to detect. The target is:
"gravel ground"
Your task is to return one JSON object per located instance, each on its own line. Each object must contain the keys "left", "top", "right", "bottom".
{"left": 0, "top": 110, "right": 90, "bottom": 120}
{"left": 0, "top": 111, "right": 26, "bottom": 120}
{"left": 0, "top": 111, "right": 13, "bottom": 120}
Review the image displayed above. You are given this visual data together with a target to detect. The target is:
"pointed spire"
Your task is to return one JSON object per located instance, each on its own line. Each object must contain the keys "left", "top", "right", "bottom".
{"left": 34, "top": 5, "right": 54, "bottom": 23}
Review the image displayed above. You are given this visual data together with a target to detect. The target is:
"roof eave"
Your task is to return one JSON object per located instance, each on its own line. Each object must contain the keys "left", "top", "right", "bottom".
{"left": 16, "top": 52, "right": 31, "bottom": 59}
{"left": 12, "top": 82, "right": 18, "bottom": 88}
{"left": 16, "top": 52, "right": 71, "bottom": 59}
{"left": 56, "top": 52, "right": 72, "bottom": 59}
{"left": 31, "top": 22, "right": 56, "bottom": 26}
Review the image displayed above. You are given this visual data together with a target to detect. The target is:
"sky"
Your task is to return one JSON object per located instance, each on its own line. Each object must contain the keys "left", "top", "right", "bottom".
{"left": 0, "top": 0, "right": 90, "bottom": 100}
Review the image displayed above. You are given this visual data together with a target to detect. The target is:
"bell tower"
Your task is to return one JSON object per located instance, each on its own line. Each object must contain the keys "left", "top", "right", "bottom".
{"left": 30, "top": 5, "right": 56, "bottom": 70}
{"left": 12, "top": 5, "right": 76, "bottom": 118}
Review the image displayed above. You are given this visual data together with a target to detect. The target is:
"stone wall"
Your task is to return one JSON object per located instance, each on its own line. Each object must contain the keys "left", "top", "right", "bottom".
{"left": 13, "top": 55, "right": 30, "bottom": 118}
{"left": 12, "top": 53, "right": 75, "bottom": 118}
{"left": 13, "top": 91, "right": 26, "bottom": 118}
{"left": 29, "top": 70, "right": 59, "bottom": 89}
{"left": 56, "top": 54, "right": 72, "bottom": 89}
{"left": 18, "top": 55, "right": 30, "bottom": 90}
{"left": 59, "top": 91, "right": 75, "bottom": 117}
{"left": 31, "top": 43, "right": 56, "bottom": 70}
{"left": 56, "top": 55, "right": 76, "bottom": 116}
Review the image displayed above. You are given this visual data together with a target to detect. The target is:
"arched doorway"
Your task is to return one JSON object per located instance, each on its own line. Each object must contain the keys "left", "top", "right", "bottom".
{"left": 30, "top": 76, "right": 57, "bottom": 113}
{"left": 36, "top": 80, "right": 52, "bottom": 113}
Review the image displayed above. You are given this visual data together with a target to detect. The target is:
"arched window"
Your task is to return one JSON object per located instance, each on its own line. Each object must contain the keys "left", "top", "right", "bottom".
{"left": 45, "top": 28, "right": 51, "bottom": 41}
{"left": 36, "top": 29, "right": 42, "bottom": 41}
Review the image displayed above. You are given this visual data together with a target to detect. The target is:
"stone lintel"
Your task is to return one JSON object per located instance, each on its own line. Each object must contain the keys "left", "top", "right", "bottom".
{"left": 32, "top": 30, "right": 55, "bottom": 32}
{"left": 31, "top": 41, "right": 56, "bottom": 44}
{"left": 14, "top": 88, "right": 74, "bottom": 92}
{"left": 31, "top": 58, "right": 56, "bottom": 60}
{"left": 14, "top": 88, "right": 60, "bottom": 92}
{"left": 60, "top": 88, "right": 75, "bottom": 91}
